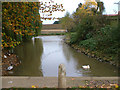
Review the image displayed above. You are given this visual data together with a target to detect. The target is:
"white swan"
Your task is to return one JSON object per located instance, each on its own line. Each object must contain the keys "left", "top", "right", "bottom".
{"left": 82, "top": 65, "right": 90, "bottom": 69}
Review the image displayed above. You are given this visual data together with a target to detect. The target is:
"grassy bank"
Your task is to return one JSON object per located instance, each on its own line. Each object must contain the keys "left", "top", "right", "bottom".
{"left": 64, "top": 31, "right": 119, "bottom": 67}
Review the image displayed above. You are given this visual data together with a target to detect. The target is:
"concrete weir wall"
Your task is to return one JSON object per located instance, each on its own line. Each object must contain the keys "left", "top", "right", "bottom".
{"left": 42, "top": 24, "right": 63, "bottom": 30}
{"left": 41, "top": 24, "right": 66, "bottom": 34}
{"left": 41, "top": 29, "right": 67, "bottom": 34}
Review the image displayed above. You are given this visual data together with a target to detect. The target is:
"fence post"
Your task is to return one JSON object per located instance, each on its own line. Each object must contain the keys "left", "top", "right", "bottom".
{"left": 58, "top": 64, "right": 66, "bottom": 90}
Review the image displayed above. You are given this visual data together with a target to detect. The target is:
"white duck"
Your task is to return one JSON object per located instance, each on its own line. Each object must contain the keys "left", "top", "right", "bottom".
{"left": 7, "top": 64, "right": 13, "bottom": 71}
{"left": 82, "top": 65, "right": 90, "bottom": 69}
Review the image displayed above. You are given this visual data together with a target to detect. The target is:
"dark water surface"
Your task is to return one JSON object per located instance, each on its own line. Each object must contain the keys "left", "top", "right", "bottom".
{"left": 11, "top": 36, "right": 118, "bottom": 77}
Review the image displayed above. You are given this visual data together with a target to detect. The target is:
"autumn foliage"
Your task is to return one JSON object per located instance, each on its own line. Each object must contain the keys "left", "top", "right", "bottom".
{"left": 2, "top": 2, "right": 42, "bottom": 49}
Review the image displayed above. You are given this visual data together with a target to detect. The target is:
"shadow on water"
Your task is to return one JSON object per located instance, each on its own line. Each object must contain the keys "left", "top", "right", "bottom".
{"left": 13, "top": 38, "right": 43, "bottom": 76}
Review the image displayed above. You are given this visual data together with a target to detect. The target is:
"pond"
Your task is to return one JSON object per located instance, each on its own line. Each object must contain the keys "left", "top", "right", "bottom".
{"left": 10, "top": 36, "right": 118, "bottom": 77}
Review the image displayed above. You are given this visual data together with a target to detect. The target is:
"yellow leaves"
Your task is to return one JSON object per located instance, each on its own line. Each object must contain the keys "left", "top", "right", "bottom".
{"left": 79, "top": 86, "right": 83, "bottom": 88}
{"left": 28, "top": 33, "right": 34, "bottom": 36}
{"left": 39, "top": 21, "right": 43, "bottom": 23}
{"left": 25, "top": 30, "right": 28, "bottom": 33}
{"left": 17, "top": 41, "right": 21, "bottom": 45}
{"left": 14, "top": 30, "right": 19, "bottom": 32}
{"left": 79, "top": 0, "right": 97, "bottom": 15}
{"left": 2, "top": 33, "right": 21, "bottom": 49}
{"left": 2, "top": 40, "right": 4, "bottom": 42}
{"left": 115, "top": 84, "right": 119, "bottom": 88}
{"left": 77, "top": 6, "right": 94, "bottom": 18}
{"left": 78, "top": 85, "right": 86, "bottom": 88}
{"left": 32, "top": 7, "right": 38, "bottom": 10}
{"left": 16, "top": 32, "right": 18, "bottom": 35}
{"left": 14, "top": 30, "right": 22, "bottom": 35}
{"left": 22, "top": 34, "right": 24, "bottom": 36}
{"left": 84, "top": 0, "right": 97, "bottom": 6}
{"left": 19, "top": 32, "right": 22, "bottom": 34}
{"left": 110, "top": 84, "right": 119, "bottom": 88}
{"left": 36, "top": 26, "right": 39, "bottom": 29}
{"left": 1, "top": 44, "right": 3, "bottom": 48}
{"left": 2, "top": 2, "right": 42, "bottom": 49}
{"left": 4, "top": 43, "right": 8, "bottom": 47}
{"left": 10, "top": 44, "right": 14, "bottom": 48}
{"left": 32, "top": 85, "right": 35, "bottom": 88}
{"left": 32, "top": 85, "right": 38, "bottom": 88}
{"left": 8, "top": 17, "right": 10, "bottom": 19}
{"left": 4, "top": 9, "right": 7, "bottom": 12}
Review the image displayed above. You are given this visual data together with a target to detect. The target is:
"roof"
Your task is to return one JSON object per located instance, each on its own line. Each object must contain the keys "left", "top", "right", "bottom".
{"left": 105, "top": 14, "right": 118, "bottom": 16}
{"left": 104, "top": 11, "right": 120, "bottom": 16}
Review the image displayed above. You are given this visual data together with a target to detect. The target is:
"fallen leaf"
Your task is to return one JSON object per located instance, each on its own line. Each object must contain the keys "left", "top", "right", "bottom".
{"left": 8, "top": 81, "right": 13, "bottom": 84}
{"left": 32, "top": 85, "right": 38, "bottom": 88}
{"left": 71, "top": 78, "right": 75, "bottom": 80}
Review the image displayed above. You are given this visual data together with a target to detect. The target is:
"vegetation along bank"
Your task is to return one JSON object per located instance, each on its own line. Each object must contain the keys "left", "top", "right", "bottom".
{"left": 60, "top": 0, "right": 119, "bottom": 67}
{"left": 2, "top": 2, "right": 42, "bottom": 75}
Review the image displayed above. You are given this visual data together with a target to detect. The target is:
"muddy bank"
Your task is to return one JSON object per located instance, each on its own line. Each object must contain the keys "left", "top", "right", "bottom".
{"left": 2, "top": 50, "right": 21, "bottom": 75}
{"left": 64, "top": 36, "right": 119, "bottom": 68}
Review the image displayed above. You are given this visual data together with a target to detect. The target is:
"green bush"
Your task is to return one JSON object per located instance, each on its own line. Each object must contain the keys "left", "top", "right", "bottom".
{"left": 79, "top": 38, "right": 98, "bottom": 51}
{"left": 70, "top": 15, "right": 94, "bottom": 44}
{"left": 78, "top": 24, "right": 119, "bottom": 56}
{"left": 70, "top": 32, "right": 78, "bottom": 44}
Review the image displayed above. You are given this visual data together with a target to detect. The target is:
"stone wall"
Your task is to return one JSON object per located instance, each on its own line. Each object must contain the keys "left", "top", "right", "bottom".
{"left": 42, "top": 24, "right": 63, "bottom": 30}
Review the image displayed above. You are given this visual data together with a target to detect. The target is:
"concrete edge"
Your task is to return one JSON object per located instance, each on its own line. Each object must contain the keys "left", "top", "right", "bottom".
{"left": 2, "top": 76, "right": 120, "bottom": 80}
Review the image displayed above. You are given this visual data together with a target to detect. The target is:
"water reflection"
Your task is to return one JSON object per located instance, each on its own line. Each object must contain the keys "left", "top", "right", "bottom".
{"left": 13, "top": 38, "right": 43, "bottom": 76}
{"left": 11, "top": 36, "right": 118, "bottom": 77}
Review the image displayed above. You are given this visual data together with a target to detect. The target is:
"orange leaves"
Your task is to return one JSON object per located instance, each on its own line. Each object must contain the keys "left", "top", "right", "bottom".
{"left": 32, "top": 85, "right": 38, "bottom": 88}
{"left": 84, "top": 0, "right": 97, "bottom": 7}
{"left": 25, "top": 30, "right": 28, "bottom": 33}
{"left": 28, "top": 33, "right": 34, "bottom": 36}
{"left": 1, "top": 33, "right": 4, "bottom": 36}
{"left": 4, "top": 9, "right": 7, "bottom": 12}
{"left": 22, "top": 34, "right": 24, "bottom": 36}
{"left": 36, "top": 26, "right": 39, "bottom": 29}
{"left": 71, "top": 78, "right": 75, "bottom": 80}
{"left": 2, "top": 40, "right": 4, "bottom": 42}
{"left": 14, "top": 30, "right": 19, "bottom": 32}
{"left": 4, "top": 43, "right": 8, "bottom": 47}
{"left": 39, "top": 21, "right": 43, "bottom": 23}
{"left": 2, "top": 2, "right": 42, "bottom": 49}
{"left": 2, "top": 33, "right": 20, "bottom": 49}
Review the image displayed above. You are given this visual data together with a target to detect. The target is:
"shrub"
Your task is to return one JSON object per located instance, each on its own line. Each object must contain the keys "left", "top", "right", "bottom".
{"left": 79, "top": 38, "right": 98, "bottom": 51}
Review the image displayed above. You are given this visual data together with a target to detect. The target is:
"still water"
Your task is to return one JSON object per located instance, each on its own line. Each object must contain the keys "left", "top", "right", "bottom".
{"left": 12, "top": 36, "right": 118, "bottom": 77}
